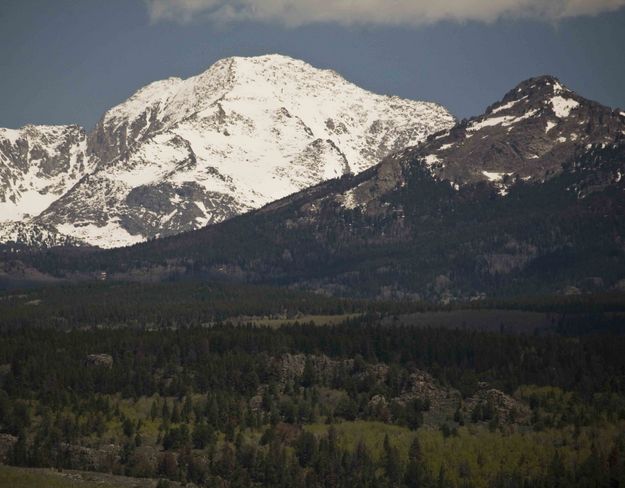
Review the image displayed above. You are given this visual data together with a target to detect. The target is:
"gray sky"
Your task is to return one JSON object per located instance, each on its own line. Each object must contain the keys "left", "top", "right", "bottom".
{"left": 1, "top": 0, "right": 624, "bottom": 129}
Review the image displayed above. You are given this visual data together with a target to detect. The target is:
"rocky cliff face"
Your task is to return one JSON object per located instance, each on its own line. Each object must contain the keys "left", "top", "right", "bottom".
{"left": 406, "top": 75, "right": 625, "bottom": 196}
{"left": 0, "top": 125, "right": 90, "bottom": 221}
{"left": 0, "top": 54, "right": 454, "bottom": 248}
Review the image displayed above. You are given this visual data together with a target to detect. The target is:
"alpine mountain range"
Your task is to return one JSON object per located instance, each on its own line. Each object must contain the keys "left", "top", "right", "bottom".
{"left": 1, "top": 54, "right": 625, "bottom": 300}
{"left": 0, "top": 54, "right": 453, "bottom": 248}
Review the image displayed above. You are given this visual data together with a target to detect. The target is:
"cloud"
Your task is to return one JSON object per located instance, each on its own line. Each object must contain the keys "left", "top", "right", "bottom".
{"left": 145, "top": 0, "right": 625, "bottom": 26}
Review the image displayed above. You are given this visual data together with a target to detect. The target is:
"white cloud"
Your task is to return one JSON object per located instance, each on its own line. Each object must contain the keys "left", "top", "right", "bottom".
{"left": 145, "top": 0, "right": 625, "bottom": 26}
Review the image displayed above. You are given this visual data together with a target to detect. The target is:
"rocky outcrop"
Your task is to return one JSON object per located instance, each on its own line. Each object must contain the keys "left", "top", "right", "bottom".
{"left": 465, "top": 387, "right": 531, "bottom": 424}
{"left": 85, "top": 354, "right": 114, "bottom": 368}
{"left": 0, "top": 433, "right": 17, "bottom": 462}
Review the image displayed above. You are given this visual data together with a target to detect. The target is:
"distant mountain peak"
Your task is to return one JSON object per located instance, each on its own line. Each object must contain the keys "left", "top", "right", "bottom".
{"left": 406, "top": 75, "right": 625, "bottom": 198}
{"left": 486, "top": 75, "right": 576, "bottom": 117}
{"left": 509, "top": 74, "right": 567, "bottom": 95}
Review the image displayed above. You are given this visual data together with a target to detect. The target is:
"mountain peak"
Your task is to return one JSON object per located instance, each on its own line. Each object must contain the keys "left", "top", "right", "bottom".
{"left": 6, "top": 54, "right": 453, "bottom": 248}
{"left": 504, "top": 75, "right": 569, "bottom": 100}
{"left": 486, "top": 75, "right": 575, "bottom": 117}
{"left": 196, "top": 53, "right": 349, "bottom": 95}
{"left": 411, "top": 74, "right": 625, "bottom": 195}
{"left": 99, "top": 54, "right": 350, "bottom": 136}
{"left": 218, "top": 53, "right": 332, "bottom": 72}
{"left": 223, "top": 53, "right": 309, "bottom": 66}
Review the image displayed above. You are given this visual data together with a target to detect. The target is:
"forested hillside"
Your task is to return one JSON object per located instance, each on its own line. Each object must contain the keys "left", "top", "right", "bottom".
{"left": 1, "top": 283, "right": 624, "bottom": 487}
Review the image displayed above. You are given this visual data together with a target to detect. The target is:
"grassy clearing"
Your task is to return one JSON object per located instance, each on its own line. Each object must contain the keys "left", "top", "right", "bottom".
{"left": 0, "top": 465, "right": 160, "bottom": 488}
{"left": 231, "top": 313, "right": 361, "bottom": 328}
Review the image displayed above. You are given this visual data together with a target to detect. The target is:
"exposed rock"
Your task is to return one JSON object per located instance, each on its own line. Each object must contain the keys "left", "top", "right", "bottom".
{"left": 60, "top": 442, "right": 121, "bottom": 472}
{"left": 0, "top": 433, "right": 17, "bottom": 462}
{"left": 465, "top": 388, "right": 531, "bottom": 424}
{"left": 85, "top": 353, "right": 114, "bottom": 368}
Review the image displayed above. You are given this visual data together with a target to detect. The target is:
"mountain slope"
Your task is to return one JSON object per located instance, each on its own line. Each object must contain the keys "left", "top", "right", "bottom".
{"left": 26, "top": 75, "right": 625, "bottom": 300}
{"left": 0, "top": 125, "right": 90, "bottom": 221}
{"left": 412, "top": 75, "right": 625, "bottom": 194}
{"left": 0, "top": 54, "right": 454, "bottom": 249}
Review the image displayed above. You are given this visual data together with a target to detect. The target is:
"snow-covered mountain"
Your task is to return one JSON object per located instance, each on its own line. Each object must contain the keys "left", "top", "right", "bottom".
{"left": 57, "top": 75, "right": 624, "bottom": 300}
{"left": 0, "top": 54, "right": 454, "bottom": 248}
{"left": 0, "top": 124, "right": 90, "bottom": 221}
{"left": 0, "top": 221, "right": 83, "bottom": 250}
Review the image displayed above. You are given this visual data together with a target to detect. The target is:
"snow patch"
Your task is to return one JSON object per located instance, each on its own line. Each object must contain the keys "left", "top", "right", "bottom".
{"left": 0, "top": 128, "right": 22, "bottom": 145}
{"left": 56, "top": 220, "right": 144, "bottom": 249}
{"left": 545, "top": 121, "right": 557, "bottom": 133}
{"left": 161, "top": 209, "right": 177, "bottom": 224}
{"left": 551, "top": 96, "right": 579, "bottom": 118}
{"left": 195, "top": 200, "right": 208, "bottom": 215}
{"left": 467, "top": 109, "right": 538, "bottom": 132}
{"left": 491, "top": 99, "right": 518, "bottom": 114}
{"left": 468, "top": 116, "right": 511, "bottom": 131}
{"left": 342, "top": 189, "right": 358, "bottom": 209}
{"left": 424, "top": 154, "right": 441, "bottom": 166}
{"left": 482, "top": 171, "right": 506, "bottom": 182}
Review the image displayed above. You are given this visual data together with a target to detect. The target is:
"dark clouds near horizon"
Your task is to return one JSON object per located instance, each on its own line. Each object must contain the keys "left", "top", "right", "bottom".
{"left": 1, "top": 0, "right": 624, "bottom": 129}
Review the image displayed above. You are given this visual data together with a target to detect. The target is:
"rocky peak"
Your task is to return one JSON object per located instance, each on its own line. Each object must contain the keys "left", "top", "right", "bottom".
{"left": 409, "top": 75, "right": 625, "bottom": 195}
{"left": 483, "top": 75, "right": 593, "bottom": 127}
{"left": 496, "top": 75, "right": 569, "bottom": 106}
{"left": 0, "top": 125, "right": 89, "bottom": 221}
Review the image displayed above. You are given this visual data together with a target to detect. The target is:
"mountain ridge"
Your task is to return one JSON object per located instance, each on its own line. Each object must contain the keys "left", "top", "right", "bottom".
{"left": 0, "top": 54, "right": 454, "bottom": 248}
{"left": 13, "top": 73, "right": 622, "bottom": 300}
{"left": 3, "top": 72, "right": 625, "bottom": 300}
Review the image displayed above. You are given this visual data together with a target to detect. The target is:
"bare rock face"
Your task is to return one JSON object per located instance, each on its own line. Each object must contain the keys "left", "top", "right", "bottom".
{"left": 401, "top": 370, "right": 449, "bottom": 404}
{"left": 410, "top": 75, "right": 625, "bottom": 193}
{"left": 1, "top": 54, "right": 454, "bottom": 249}
{"left": 0, "top": 125, "right": 89, "bottom": 221}
{"left": 273, "top": 353, "right": 341, "bottom": 387}
{"left": 465, "top": 387, "right": 531, "bottom": 424}
{"left": 0, "top": 221, "right": 84, "bottom": 249}
{"left": 248, "top": 353, "right": 538, "bottom": 428}
{"left": 85, "top": 353, "right": 114, "bottom": 368}
{"left": 0, "top": 433, "right": 17, "bottom": 463}
{"left": 322, "top": 76, "right": 625, "bottom": 222}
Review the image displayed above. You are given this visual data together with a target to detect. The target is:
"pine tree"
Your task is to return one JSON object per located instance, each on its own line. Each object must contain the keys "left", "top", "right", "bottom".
{"left": 295, "top": 431, "right": 317, "bottom": 467}
{"left": 162, "top": 400, "right": 170, "bottom": 421}
{"left": 171, "top": 402, "right": 181, "bottom": 423}
{"left": 405, "top": 437, "right": 428, "bottom": 487}
{"left": 437, "top": 465, "right": 448, "bottom": 488}
{"left": 181, "top": 396, "right": 193, "bottom": 423}
{"left": 150, "top": 399, "right": 159, "bottom": 421}
{"left": 383, "top": 434, "right": 402, "bottom": 486}
{"left": 301, "top": 357, "right": 316, "bottom": 388}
